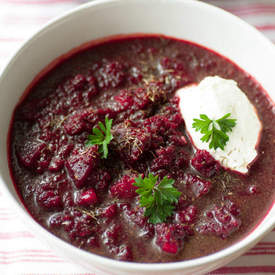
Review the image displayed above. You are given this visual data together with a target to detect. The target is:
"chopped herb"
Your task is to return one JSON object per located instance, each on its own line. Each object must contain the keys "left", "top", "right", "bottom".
{"left": 86, "top": 116, "right": 113, "bottom": 159}
{"left": 192, "top": 113, "right": 237, "bottom": 150}
{"left": 133, "top": 173, "right": 181, "bottom": 224}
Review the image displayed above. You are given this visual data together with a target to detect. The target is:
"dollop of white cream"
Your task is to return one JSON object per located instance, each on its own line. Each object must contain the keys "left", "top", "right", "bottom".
{"left": 177, "top": 76, "right": 262, "bottom": 174}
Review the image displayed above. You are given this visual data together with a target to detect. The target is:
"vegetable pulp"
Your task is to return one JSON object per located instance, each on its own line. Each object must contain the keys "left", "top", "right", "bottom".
{"left": 9, "top": 35, "right": 275, "bottom": 262}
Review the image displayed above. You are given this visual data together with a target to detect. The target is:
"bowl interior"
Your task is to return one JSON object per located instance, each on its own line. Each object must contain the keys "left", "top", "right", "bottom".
{"left": 0, "top": 0, "right": 274, "bottom": 274}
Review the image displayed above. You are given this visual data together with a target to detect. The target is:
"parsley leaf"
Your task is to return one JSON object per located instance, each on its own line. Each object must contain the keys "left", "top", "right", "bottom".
{"left": 192, "top": 113, "right": 237, "bottom": 150}
{"left": 133, "top": 174, "right": 181, "bottom": 224}
{"left": 86, "top": 116, "right": 113, "bottom": 159}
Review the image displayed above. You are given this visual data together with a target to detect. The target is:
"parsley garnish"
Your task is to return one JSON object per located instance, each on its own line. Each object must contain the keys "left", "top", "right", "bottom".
{"left": 192, "top": 113, "right": 237, "bottom": 150}
{"left": 86, "top": 116, "right": 113, "bottom": 159}
{"left": 133, "top": 174, "right": 181, "bottom": 224}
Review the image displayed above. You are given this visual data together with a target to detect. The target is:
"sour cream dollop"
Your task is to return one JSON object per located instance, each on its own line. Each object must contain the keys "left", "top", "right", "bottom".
{"left": 177, "top": 76, "right": 262, "bottom": 174}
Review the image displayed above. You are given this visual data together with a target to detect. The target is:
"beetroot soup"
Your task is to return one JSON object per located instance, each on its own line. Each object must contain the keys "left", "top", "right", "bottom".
{"left": 8, "top": 36, "right": 275, "bottom": 263}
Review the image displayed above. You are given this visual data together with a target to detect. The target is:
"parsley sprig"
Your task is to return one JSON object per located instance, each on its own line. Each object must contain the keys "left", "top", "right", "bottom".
{"left": 133, "top": 174, "right": 181, "bottom": 224}
{"left": 86, "top": 116, "right": 113, "bottom": 159}
{"left": 192, "top": 113, "right": 237, "bottom": 150}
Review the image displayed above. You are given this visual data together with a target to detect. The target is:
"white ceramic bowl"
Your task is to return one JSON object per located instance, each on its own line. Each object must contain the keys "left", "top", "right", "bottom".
{"left": 0, "top": 0, "right": 274, "bottom": 274}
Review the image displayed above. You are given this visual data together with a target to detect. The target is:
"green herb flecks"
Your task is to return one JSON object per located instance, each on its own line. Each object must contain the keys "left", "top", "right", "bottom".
{"left": 192, "top": 113, "right": 237, "bottom": 150}
{"left": 133, "top": 173, "right": 181, "bottom": 224}
{"left": 86, "top": 116, "right": 113, "bottom": 159}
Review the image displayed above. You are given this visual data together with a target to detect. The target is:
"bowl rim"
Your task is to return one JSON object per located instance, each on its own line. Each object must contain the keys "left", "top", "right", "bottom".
{"left": 0, "top": 0, "right": 275, "bottom": 272}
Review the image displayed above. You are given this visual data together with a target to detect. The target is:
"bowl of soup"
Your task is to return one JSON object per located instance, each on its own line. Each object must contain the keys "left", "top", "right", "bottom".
{"left": 0, "top": 0, "right": 274, "bottom": 274}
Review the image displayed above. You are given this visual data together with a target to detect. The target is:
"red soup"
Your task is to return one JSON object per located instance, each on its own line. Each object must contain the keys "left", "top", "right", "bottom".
{"left": 8, "top": 35, "right": 275, "bottom": 263}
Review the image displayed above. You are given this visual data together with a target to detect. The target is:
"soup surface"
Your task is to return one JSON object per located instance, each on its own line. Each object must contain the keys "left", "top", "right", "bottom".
{"left": 9, "top": 36, "right": 275, "bottom": 263}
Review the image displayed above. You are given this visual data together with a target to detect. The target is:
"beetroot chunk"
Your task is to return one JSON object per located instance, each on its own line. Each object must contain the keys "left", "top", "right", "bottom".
{"left": 150, "top": 145, "right": 188, "bottom": 177}
{"left": 61, "top": 209, "right": 96, "bottom": 240}
{"left": 63, "top": 111, "right": 86, "bottom": 135}
{"left": 64, "top": 108, "right": 115, "bottom": 135}
{"left": 77, "top": 188, "right": 98, "bottom": 206}
{"left": 103, "top": 224, "right": 122, "bottom": 247}
{"left": 49, "top": 144, "right": 74, "bottom": 172}
{"left": 86, "top": 169, "right": 111, "bottom": 191}
{"left": 191, "top": 150, "right": 221, "bottom": 177}
{"left": 100, "top": 204, "right": 117, "bottom": 219}
{"left": 66, "top": 146, "right": 99, "bottom": 188}
{"left": 110, "top": 175, "right": 138, "bottom": 199}
{"left": 17, "top": 141, "right": 46, "bottom": 168}
{"left": 151, "top": 145, "right": 177, "bottom": 171}
{"left": 112, "top": 122, "right": 152, "bottom": 163}
{"left": 196, "top": 201, "right": 241, "bottom": 239}
{"left": 124, "top": 207, "right": 154, "bottom": 239}
{"left": 186, "top": 174, "right": 212, "bottom": 198}
{"left": 37, "top": 190, "right": 62, "bottom": 209}
{"left": 176, "top": 205, "right": 198, "bottom": 224}
{"left": 155, "top": 223, "right": 187, "bottom": 254}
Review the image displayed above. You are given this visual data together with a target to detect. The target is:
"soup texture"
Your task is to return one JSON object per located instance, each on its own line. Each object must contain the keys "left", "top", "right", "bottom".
{"left": 9, "top": 36, "right": 275, "bottom": 263}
